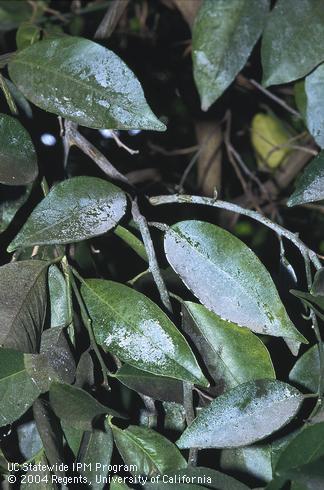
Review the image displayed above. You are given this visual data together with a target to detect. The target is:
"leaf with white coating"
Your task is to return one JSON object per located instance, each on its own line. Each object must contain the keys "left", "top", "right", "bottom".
{"left": 164, "top": 221, "right": 306, "bottom": 345}
{"left": 8, "top": 36, "right": 166, "bottom": 131}
{"left": 81, "top": 279, "right": 208, "bottom": 386}
{"left": 177, "top": 380, "right": 303, "bottom": 449}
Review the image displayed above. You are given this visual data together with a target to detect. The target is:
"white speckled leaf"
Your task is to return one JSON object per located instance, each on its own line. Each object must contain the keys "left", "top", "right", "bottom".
{"left": 81, "top": 279, "right": 208, "bottom": 386}
{"left": 304, "top": 67, "right": 324, "bottom": 149}
{"left": 8, "top": 36, "right": 166, "bottom": 131}
{"left": 261, "top": 0, "right": 324, "bottom": 87}
{"left": 0, "top": 348, "right": 41, "bottom": 427}
{"left": 0, "top": 113, "right": 37, "bottom": 185}
{"left": 177, "top": 380, "right": 303, "bottom": 449}
{"left": 287, "top": 152, "right": 324, "bottom": 206}
{"left": 48, "top": 265, "right": 69, "bottom": 328}
{"left": 164, "top": 221, "right": 306, "bottom": 345}
{"left": 8, "top": 176, "right": 127, "bottom": 251}
{"left": 192, "top": 0, "right": 269, "bottom": 110}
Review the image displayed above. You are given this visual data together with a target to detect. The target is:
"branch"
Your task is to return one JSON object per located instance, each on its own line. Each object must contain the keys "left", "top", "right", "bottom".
{"left": 64, "top": 120, "right": 130, "bottom": 185}
{"left": 131, "top": 199, "right": 173, "bottom": 313}
{"left": 183, "top": 382, "right": 198, "bottom": 466}
{"left": 149, "top": 194, "right": 322, "bottom": 270}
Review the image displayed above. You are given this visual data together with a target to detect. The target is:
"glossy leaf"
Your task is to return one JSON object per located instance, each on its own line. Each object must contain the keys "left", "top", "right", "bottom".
{"left": 0, "top": 184, "right": 32, "bottom": 234}
{"left": 192, "top": 0, "right": 269, "bottom": 110}
{"left": 304, "top": 64, "right": 324, "bottom": 148}
{"left": 261, "top": 0, "right": 324, "bottom": 87}
{"left": 48, "top": 265, "right": 69, "bottom": 328}
{"left": 77, "top": 419, "right": 113, "bottom": 489}
{"left": 177, "top": 380, "right": 303, "bottom": 449}
{"left": 8, "top": 36, "right": 166, "bottom": 131}
{"left": 0, "top": 348, "right": 41, "bottom": 426}
{"left": 81, "top": 279, "right": 207, "bottom": 386}
{"left": 275, "top": 424, "right": 324, "bottom": 479}
{"left": 164, "top": 221, "right": 306, "bottom": 345}
{"left": 112, "top": 423, "right": 187, "bottom": 477}
{"left": 115, "top": 364, "right": 183, "bottom": 403}
{"left": 289, "top": 343, "right": 323, "bottom": 393}
{"left": 0, "top": 113, "right": 37, "bottom": 185}
{"left": 146, "top": 467, "right": 250, "bottom": 490}
{"left": 182, "top": 301, "right": 275, "bottom": 394}
{"left": 287, "top": 152, "right": 324, "bottom": 206}
{"left": 0, "top": 260, "right": 48, "bottom": 352}
{"left": 8, "top": 176, "right": 127, "bottom": 251}
{"left": 49, "top": 382, "right": 120, "bottom": 431}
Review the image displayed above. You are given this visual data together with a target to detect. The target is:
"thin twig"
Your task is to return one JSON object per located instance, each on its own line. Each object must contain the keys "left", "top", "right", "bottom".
{"left": 111, "top": 130, "right": 139, "bottom": 155}
{"left": 132, "top": 199, "right": 172, "bottom": 312}
{"left": 149, "top": 194, "right": 322, "bottom": 270}
{"left": 183, "top": 382, "right": 198, "bottom": 466}
{"left": 148, "top": 142, "right": 199, "bottom": 156}
{"left": 249, "top": 79, "right": 301, "bottom": 118}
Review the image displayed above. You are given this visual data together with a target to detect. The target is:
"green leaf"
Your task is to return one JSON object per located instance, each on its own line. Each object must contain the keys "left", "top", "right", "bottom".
{"left": 182, "top": 301, "right": 275, "bottom": 393}
{"left": 77, "top": 419, "right": 113, "bottom": 489}
{"left": 16, "top": 22, "right": 41, "bottom": 51}
{"left": 0, "top": 260, "right": 48, "bottom": 352}
{"left": 114, "top": 225, "right": 148, "bottom": 262}
{"left": 48, "top": 265, "right": 69, "bottom": 328}
{"left": 164, "top": 221, "right": 306, "bottom": 346}
{"left": 110, "top": 478, "right": 130, "bottom": 490}
{"left": 81, "top": 279, "right": 208, "bottom": 386}
{"left": 0, "top": 348, "right": 41, "bottom": 426}
{"left": 16, "top": 421, "right": 42, "bottom": 461}
{"left": 8, "top": 36, "right": 166, "bottom": 131}
{"left": 146, "top": 467, "right": 250, "bottom": 490}
{"left": 305, "top": 64, "right": 324, "bottom": 148}
{"left": 61, "top": 422, "right": 83, "bottom": 458}
{"left": 177, "top": 380, "right": 303, "bottom": 449}
{"left": 0, "top": 184, "right": 32, "bottom": 234}
{"left": 290, "top": 289, "right": 324, "bottom": 314}
{"left": 0, "top": 113, "right": 37, "bottom": 185}
{"left": 49, "top": 382, "right": 120, "bottom": 431}
{"left": 221, "top": 432, "right": 296, "bottom": 484}
{"left": 261, "top": 0, "right": 324, "bottom": 87}
{"left": 312, "top": 268, "right": 324, "bottom": 296}
{"left": 8, "top": 176, "right": 127, "bottom": 251}
{"left": 274, "top": 423, "right": 324, "bottom": 479}
{"left": 192, "top": 0, "right": 269, "bottom": 110}
{"left": 287, "top": 152, "right": 324, "bottom": 206}
{"left": 289, "top": 343, "right": 323, "bottom": 393}
{"left": 0, "top": 1, "right": 34, "bottom": 32}
{"left": 115, "top": 364, "right": 183, "bottom": 403}
{"left": 112, "top": 423, "right": 187, "bottom": 477}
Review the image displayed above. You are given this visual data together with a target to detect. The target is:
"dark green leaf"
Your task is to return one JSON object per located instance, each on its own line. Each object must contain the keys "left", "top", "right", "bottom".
{"left": 0, "top": 113, "right": 37, "bottom": 185}
{"left": 0, "top": 184, "right": 32, "bottom": 234}
{"left": 2, "top": 76, "right": 33, "bottom": 118}
{"left": 77, "top": 419, "right": 113, "bottom": 489}
{"left": 40, "top": 326, "right": 76, "bottom": 384}
{"left": 289, "top": 343, "right": 322, "bottom": 393}
{"left": 275, "top": 423, "right": 324, "bottom": 480}
{"left": 0, "top": 348, "right": 41, "bottom": 426}
{"left": 33, "top": 398, "right": 65, "bottom": 478}
{"left": 110, "top": 478, "right": 130, "bottom": 490}
{"left": 75, "top": 351, "right": 95, "bottom": 389}
{"left": 81, "top": 279, "right": 207, "bottom": 386}
{"left": 164, "top": 221, "right": 306, "bottom": 346}
{"left": 312, "top": 268, "right": 324, "bottom": 296}
{"left": 112, "top": 423, "right": 187, "bottom": 477}
{"left": 115, "top": 364, "right": 183, "bottom": 403}
{"left": 287, "top": 152, "right": 324, "bottom": 207}
{"left": 182, "top": 302, "right": 275, "bottom": 394}
{"left": 146, "top": 467, "right": 250, "bottom": 490}
{"left": 8, "top": 36, "right": 166, "bottom": 131}
{"left": 294, "top": 81, "right": 307, "bottom": 120}
{"left": 61, "top": 422, "right": 83, "bottom": 458}
{"left": 114, "top": 225, "right": 148, "bottom": 262}
{"left": 261, "top": 0, "right": 324, "bottom": 87}
{"left": 192, "top": 0, "right": 269, "bottom": 110}
{"left": 0, "top": 260, "right": 48, "bottom": 352}
{"left": 21, "top": 451, "right": 58, "bottom": 489}
{"left": 49, "top": 382, "right": 120, "bottom": 431}
{"left": 177, "top": 380, "right": 303, "bottom": 449}
{"left": 48, "top": 266, "right": 69, "bottom": 328}
{"left": 0, "top": 1, "right": 34, "bottom": 32}
{"left": 290, "top": 289, "right": 324, "bottom": 313}
{"left": 8, "top": 176, "right": 127, "bottom": 251}
{"left": 304, "top": 64, "right": 324, "bottom": 148}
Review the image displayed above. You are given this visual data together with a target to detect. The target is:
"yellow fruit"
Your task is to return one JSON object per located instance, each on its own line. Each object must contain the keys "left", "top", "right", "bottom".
{"left": 251, "top": 113, "right": 291, "bottom": 170}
